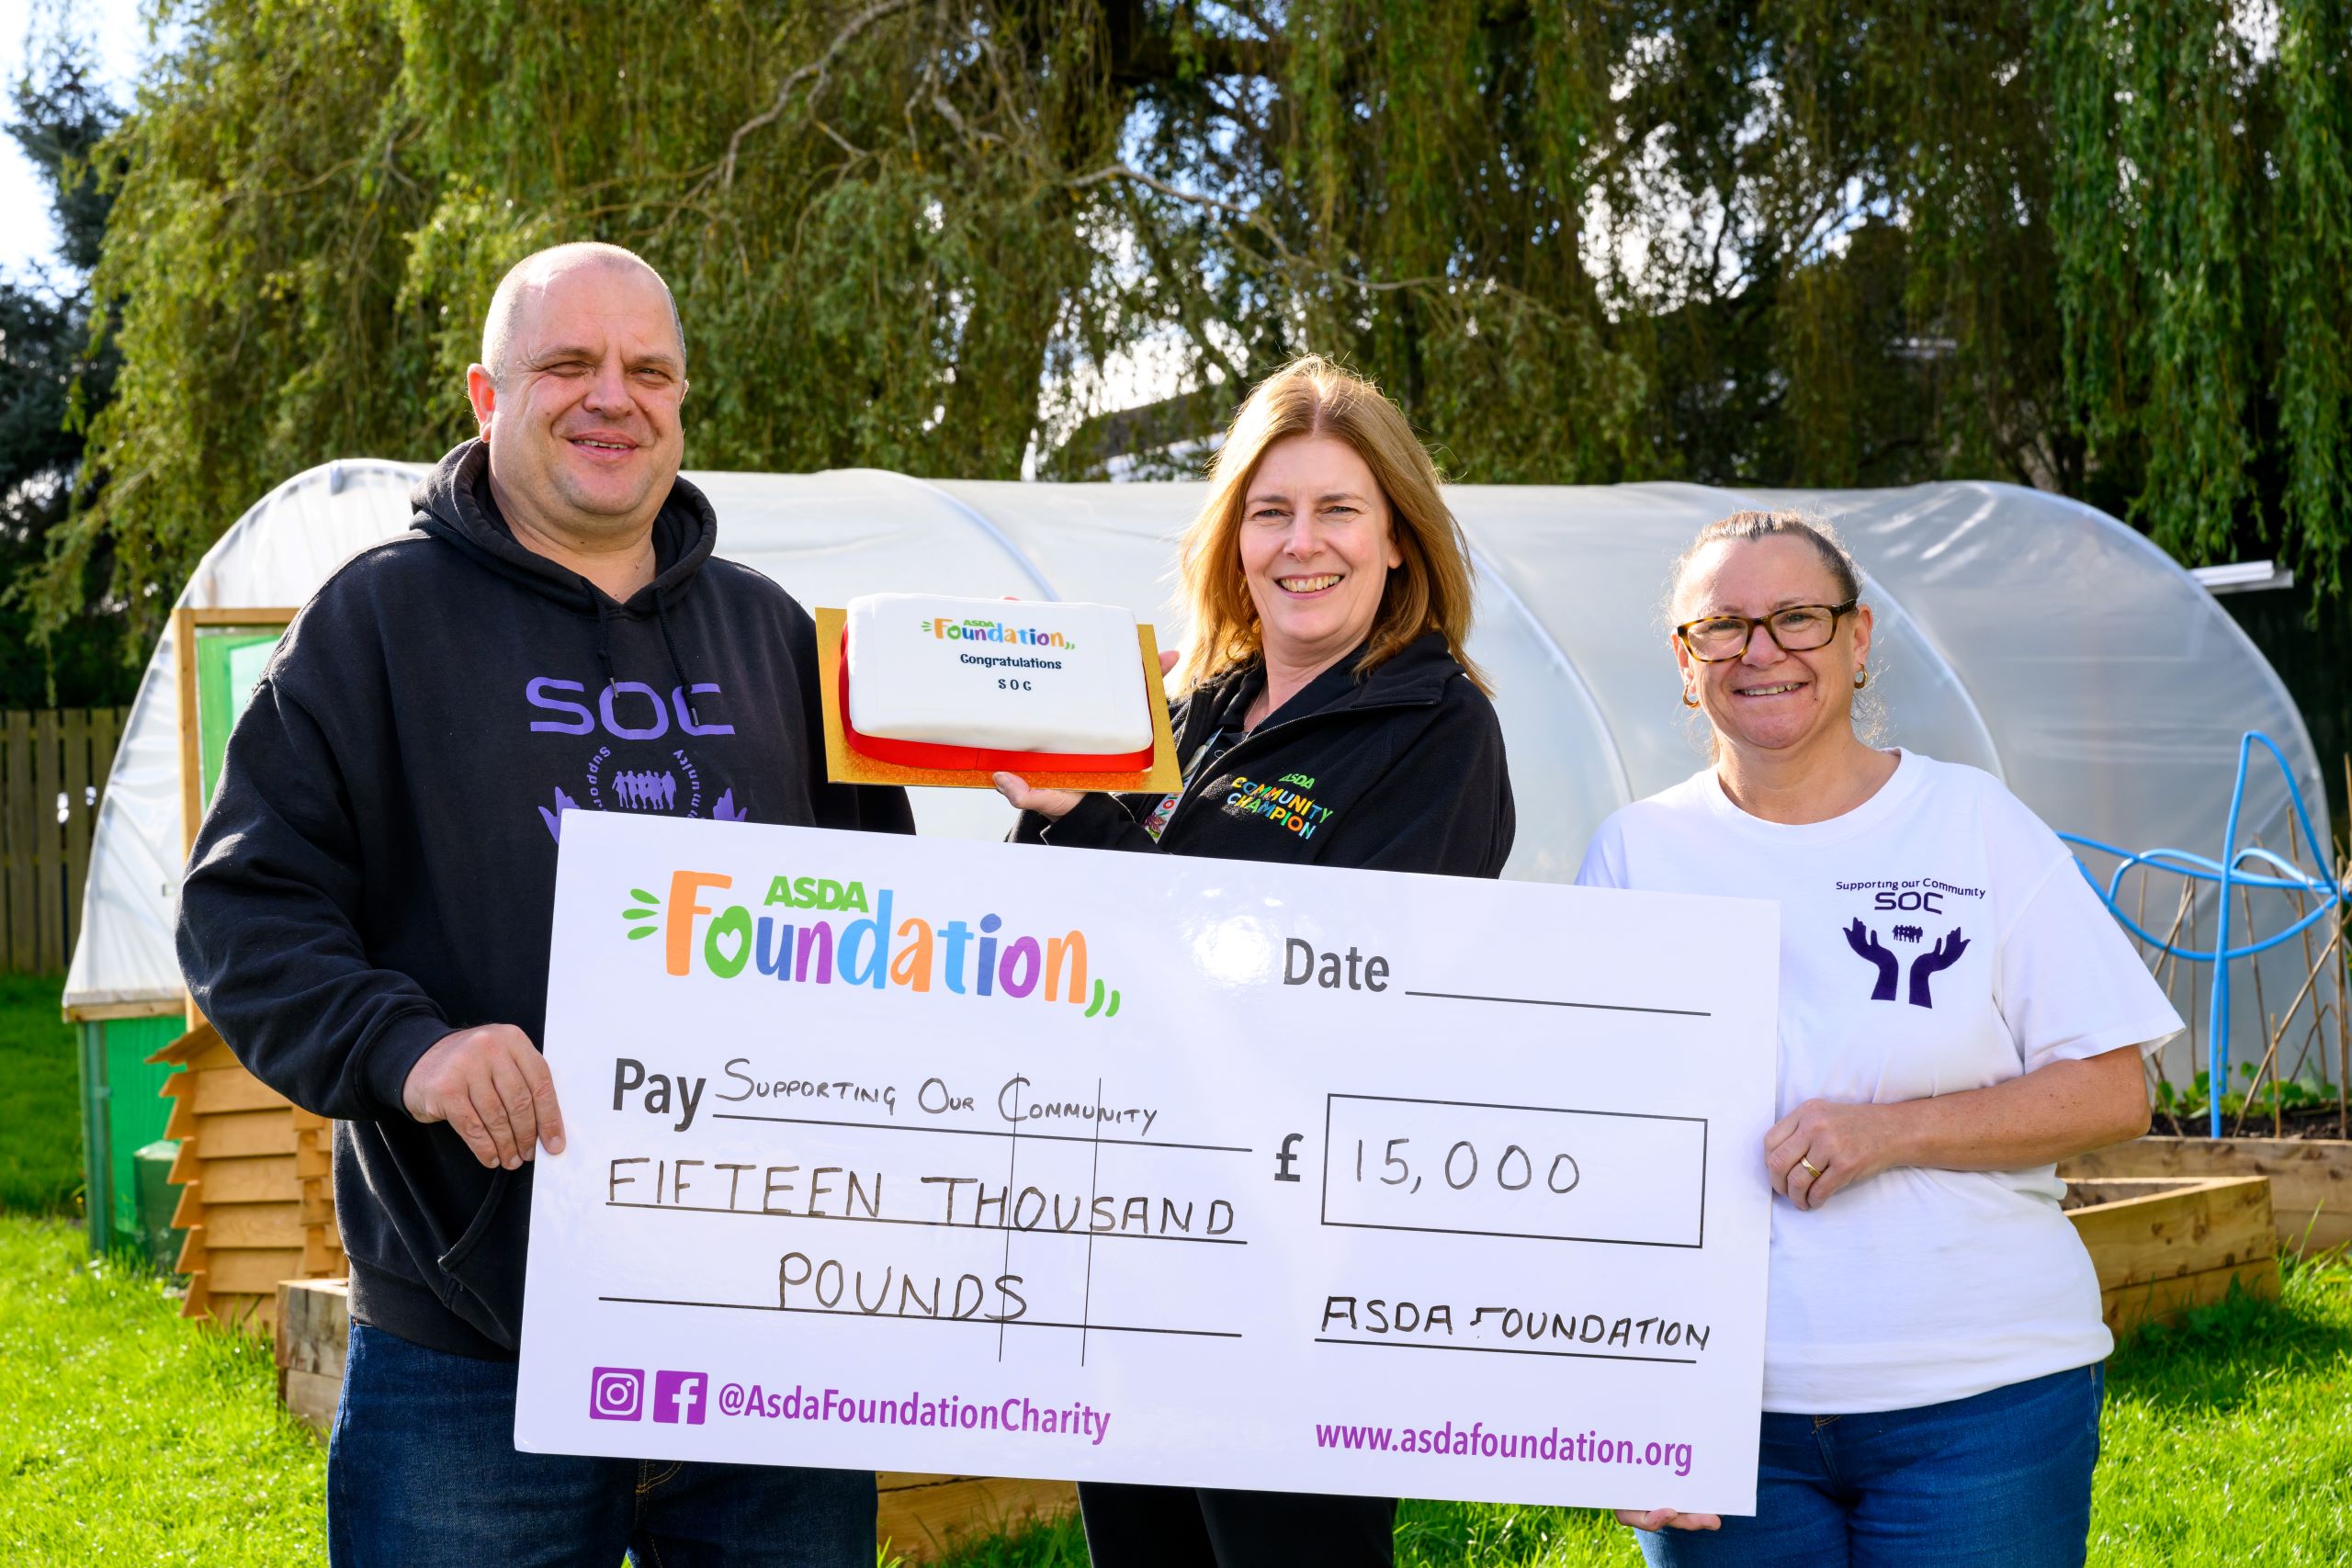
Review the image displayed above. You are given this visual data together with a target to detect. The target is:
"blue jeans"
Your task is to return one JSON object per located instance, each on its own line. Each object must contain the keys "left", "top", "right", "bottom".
{"left": 328, "top": 1321, "right": 876, "bottom": 1567}
{"left": 1077, "top": 1481, "right": 1395, "bottom": 1566}
{"left": 1638, "top": 1364, "right": 2103, "bottom": 1568}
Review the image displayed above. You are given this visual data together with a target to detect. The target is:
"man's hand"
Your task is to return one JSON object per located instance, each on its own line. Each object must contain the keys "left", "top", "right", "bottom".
{"left": 401, "top": 1024, "right": 566, "bottom": 1169}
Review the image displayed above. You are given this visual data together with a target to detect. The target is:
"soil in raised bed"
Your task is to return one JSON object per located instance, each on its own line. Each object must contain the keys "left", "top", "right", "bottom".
{"left": 2150, "top": 1102, "right": 2350, "bottom": 1141}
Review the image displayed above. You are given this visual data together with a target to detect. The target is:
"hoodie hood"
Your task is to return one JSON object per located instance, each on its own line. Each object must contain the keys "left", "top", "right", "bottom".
{"left": 411, "top": 438, "right": 717, "bottom": 619}
{"left": 413, "top": 438, "right": 719, "bottom": 711}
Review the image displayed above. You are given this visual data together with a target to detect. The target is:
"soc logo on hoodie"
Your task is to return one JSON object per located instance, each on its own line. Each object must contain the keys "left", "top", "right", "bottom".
{"left": 525, "top": 676, "right": 747, "bottom": 840}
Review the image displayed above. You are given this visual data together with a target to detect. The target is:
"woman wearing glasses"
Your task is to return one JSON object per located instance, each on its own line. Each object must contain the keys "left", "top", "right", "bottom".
{"left": 1581, "top": 511, "right": 2179, "bottom": 1568}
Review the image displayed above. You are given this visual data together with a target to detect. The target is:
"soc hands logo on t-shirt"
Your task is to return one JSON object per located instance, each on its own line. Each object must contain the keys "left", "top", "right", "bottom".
{"left": 1840, "top": 919, "right": 1969, "bottom": 1009}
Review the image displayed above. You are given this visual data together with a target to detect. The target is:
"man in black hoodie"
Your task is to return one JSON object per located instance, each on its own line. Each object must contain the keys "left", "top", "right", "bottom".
{"left": 178, "top": 243, "right": 910, "bottom": 1565}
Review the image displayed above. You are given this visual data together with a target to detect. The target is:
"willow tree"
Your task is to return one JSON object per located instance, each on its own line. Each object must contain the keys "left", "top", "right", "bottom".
{"left": 39, "top": 0, "right": 2352, "bottom": 653}
{"left": 2268, "top": 0, "right": 2352, "bottom": 592}
{"left": 51, "top": 0, "right": 1167, "bottom": 644}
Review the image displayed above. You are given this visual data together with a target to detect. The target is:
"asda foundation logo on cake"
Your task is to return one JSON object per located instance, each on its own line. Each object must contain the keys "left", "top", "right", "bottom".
{"left": 917, "top": 615, "right": 1078, "bottom": 649}
{"left": 620, "top": 872, "right": 1124, "bottom": 1018}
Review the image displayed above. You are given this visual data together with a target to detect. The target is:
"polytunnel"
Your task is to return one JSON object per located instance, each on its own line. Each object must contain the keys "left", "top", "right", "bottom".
{"left": 65, "top": 462, "right": 2327, "bottom": 1097}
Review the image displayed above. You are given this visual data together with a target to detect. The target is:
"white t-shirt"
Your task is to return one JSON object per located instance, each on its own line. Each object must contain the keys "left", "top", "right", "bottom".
{"left": 1577, "top": 750, "right": 2182, "bottom": 1414}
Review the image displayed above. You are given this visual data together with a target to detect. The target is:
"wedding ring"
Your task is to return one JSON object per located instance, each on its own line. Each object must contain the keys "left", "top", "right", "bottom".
{"left": 1799, "top": 1157, "right": 1824, "bottom": 1177}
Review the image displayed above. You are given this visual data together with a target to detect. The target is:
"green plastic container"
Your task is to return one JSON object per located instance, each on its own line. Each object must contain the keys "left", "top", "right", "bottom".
{"left": 74, "top": 1013, "right": 188, "bottom": 1257}
{"left": 132, "top": 1138, "right": 185, "bottom": 1272}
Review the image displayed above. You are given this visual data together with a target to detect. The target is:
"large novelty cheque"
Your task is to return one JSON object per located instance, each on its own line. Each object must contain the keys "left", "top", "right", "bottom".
{"left": 516, "top": 814, "right": 1780, "bottom": 1514}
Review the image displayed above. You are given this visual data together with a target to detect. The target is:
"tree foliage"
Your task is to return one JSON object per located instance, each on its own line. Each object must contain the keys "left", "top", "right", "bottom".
{"left": 35, "top": 0, "right": 2352, "bottom": 652}
{"left": 1, "top": 29, "right": 128, "bottom": 705}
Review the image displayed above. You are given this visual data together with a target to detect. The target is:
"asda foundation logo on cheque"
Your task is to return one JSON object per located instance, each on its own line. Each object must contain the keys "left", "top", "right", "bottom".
{"left": 621, "top": 872, "right": 1123, "bottom": 1018}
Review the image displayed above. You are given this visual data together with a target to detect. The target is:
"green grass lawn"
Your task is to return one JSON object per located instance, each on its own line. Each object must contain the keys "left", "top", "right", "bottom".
{"left": 0, "top": 1218, "right": 330, "bottom": 1562}
{"left": 2, "top": 979, "right": 2347, "bottom": 1564}
{"left": 0, "top": 973, "right": 83, "bottom": 1215}
{"left": 13, "top": 1218, "right": 2335, "bottom": 1568}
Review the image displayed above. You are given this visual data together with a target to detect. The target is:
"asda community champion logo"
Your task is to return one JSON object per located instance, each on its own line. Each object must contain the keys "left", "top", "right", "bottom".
{"left": 917, "top": 616, "right": 1076, "bottom": 649}
{"left": 621, "top": 872, "right": 1124, "bottom": 1018}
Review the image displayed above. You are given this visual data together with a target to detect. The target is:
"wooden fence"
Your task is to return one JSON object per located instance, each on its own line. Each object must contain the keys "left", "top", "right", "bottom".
{"left": 0, "top": 708, "right": 125, "bottom": 974}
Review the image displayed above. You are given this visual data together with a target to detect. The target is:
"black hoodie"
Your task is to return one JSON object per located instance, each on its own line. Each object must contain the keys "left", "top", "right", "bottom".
{"left": 1015, "top": 630, "right": 1513, "bottom": 876}
{"left": 176, "top": 440, "right": 913, "bottom": 1359}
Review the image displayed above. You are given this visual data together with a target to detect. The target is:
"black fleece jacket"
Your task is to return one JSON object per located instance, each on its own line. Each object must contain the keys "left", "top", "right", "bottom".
{"left": 1014, "top": 630, "right": 1513, "bottom": 877}
{"left": 176, "top": 440, "right": 912, "bottom": 1359}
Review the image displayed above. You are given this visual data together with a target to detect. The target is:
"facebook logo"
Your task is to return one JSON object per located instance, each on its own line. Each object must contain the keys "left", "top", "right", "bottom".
{"left": 653, "top": 1370, "right": 709, "bottom": 1426}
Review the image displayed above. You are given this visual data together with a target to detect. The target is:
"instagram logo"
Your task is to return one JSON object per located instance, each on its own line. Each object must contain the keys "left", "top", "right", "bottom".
{"left": 588, "top": 1367, "right": 645, "bottom": 1421}
{"left": 654, "top": 1371, "right": 709, "bottom": 1426}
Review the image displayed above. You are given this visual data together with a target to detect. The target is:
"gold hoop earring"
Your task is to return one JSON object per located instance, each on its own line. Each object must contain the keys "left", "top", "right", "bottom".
{"left": 1853, "top": 671, "right": 1869, "bottom": 690}
{"left": 1681, "top": 688, "right": 1701, "bottom": 708}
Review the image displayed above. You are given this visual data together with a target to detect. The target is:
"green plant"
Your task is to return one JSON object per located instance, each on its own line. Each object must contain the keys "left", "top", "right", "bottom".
{"left": 2154, "top": 1064, "right": 2342, "bottom": 1124}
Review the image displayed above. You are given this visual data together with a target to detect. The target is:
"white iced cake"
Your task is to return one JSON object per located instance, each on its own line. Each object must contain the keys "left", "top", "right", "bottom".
{"left": 843, "top": 592, "right": 1153, "bottom": 755}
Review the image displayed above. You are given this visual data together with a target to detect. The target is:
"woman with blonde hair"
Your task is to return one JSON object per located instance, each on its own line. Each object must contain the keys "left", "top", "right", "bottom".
{"left": 1586, "top": 511, "right": 2180, "bottom": 1567}
{"left": 997, "top": 355, "right": 1515, "bottom": 1563}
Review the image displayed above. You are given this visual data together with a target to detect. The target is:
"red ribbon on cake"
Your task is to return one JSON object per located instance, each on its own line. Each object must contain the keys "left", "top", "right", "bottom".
{"left": 837, "top": 636, "right": 1156, "bottom": 774}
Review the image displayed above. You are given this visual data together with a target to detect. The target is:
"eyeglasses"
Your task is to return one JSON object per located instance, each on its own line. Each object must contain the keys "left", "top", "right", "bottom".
{"left": 1674, "top": 600, "right": 1859, "bottom": 662}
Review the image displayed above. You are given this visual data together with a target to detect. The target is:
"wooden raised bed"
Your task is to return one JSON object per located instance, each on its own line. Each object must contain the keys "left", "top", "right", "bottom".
{"left": 2063, "top": 1174, "right": 2279, "bottom": 1339}
{"left": 274, "top": 1279, "right": 1077, "bottom": 1562}
{"left": 871, "top": 1472, "right": 1078, "bottom": 1562}
{"left": 275, "top": 1275, "right": 349, "bottom": 1429}
{"left": 2061, "top": 1135, "right": 2352, "bottom": 1255}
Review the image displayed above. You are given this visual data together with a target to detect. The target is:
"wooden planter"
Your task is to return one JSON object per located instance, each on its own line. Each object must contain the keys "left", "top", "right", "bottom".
{"left": 2063, "top": 1174, "right": 2279, "bottom": 1339}
{"left": 152, "top": 1021, "right": 345, "bottom": 1333}
{"left": 2061, "top": 1135, "right": 2352, "bottom": 1255}
{"left": 275, "top": 1279, "right": 1076, "bottom": 1561}
{"left": 872, "top": 1472, "right": 1078, "bottom": 1562}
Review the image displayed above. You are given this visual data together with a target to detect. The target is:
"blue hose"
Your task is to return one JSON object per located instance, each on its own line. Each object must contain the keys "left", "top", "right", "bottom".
{"left": 2057, "top": 731, "right": 2346, "bottom": 1137}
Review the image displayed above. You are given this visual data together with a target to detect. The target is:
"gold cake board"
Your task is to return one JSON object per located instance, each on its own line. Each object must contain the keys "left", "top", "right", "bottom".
{"left": 814, "top": 606, "right": 1180, "bottom": 794}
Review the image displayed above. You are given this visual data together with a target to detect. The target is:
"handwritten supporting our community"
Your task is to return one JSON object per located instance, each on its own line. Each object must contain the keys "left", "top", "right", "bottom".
{"left": 516, "top": 815, "right": 1780, "bottom": 1514}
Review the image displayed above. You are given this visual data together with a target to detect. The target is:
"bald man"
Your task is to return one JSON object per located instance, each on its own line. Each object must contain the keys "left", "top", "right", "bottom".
{"left": 178, "top": 242, "right": 910, "bottom": 1565}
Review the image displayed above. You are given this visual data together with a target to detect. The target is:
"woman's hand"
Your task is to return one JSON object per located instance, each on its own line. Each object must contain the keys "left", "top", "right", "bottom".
{"left": 993, "top": 773, "right": 1085, "bottom": 819}
{"left": 1766, "top": 1098, "right": 1906, "bottom": 1210}
{"left": 1614, "top": 1508, "right": 1722, "bottom": 1533}
{"left": 991, "top": 647, "right": 1181, "bottom": 823}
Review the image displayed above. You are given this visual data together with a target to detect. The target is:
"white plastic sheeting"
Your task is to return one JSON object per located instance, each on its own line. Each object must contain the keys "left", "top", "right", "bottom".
{"left": 65, "top": 463, "right": 2325, "bottom": 1038}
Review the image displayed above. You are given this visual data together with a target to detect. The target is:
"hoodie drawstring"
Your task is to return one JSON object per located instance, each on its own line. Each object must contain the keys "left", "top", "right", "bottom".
{"left": 590, "top": 592, "right": 617, "bottom": 694}
{"left": 585, "top": 576, "right": 701, "bottom": 727}
{"left": 654, "top": 591, "right": 702, "bottom": 728}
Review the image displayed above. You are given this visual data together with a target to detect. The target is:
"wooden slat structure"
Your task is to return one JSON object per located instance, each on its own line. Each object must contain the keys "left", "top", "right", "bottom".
{"left": 0, "top": 706, "right": 122, "bottom": 973}
{"left": 274, "top": 1278, "right": 1078, "bottom": 1560}
{"left": 154, "top": 1021, "right": 344, "bottom": 1334}
{"left": 2061, "top": 1135, "right": 2352, "bottom": 1254}
{"left": 296, "top": 1104, "right": 343, "bottom": 1276}
{"left": 144, "top": 604, "right": 333, "bottom": 1316}
{"left": 2064, "top": 1174, "right": 2280, "bottom": 1339}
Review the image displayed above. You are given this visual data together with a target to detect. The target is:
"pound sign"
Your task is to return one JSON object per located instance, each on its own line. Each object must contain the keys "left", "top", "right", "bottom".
{"left": 1273, "top": 1133, "right": 1304, "bottom": 1183}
